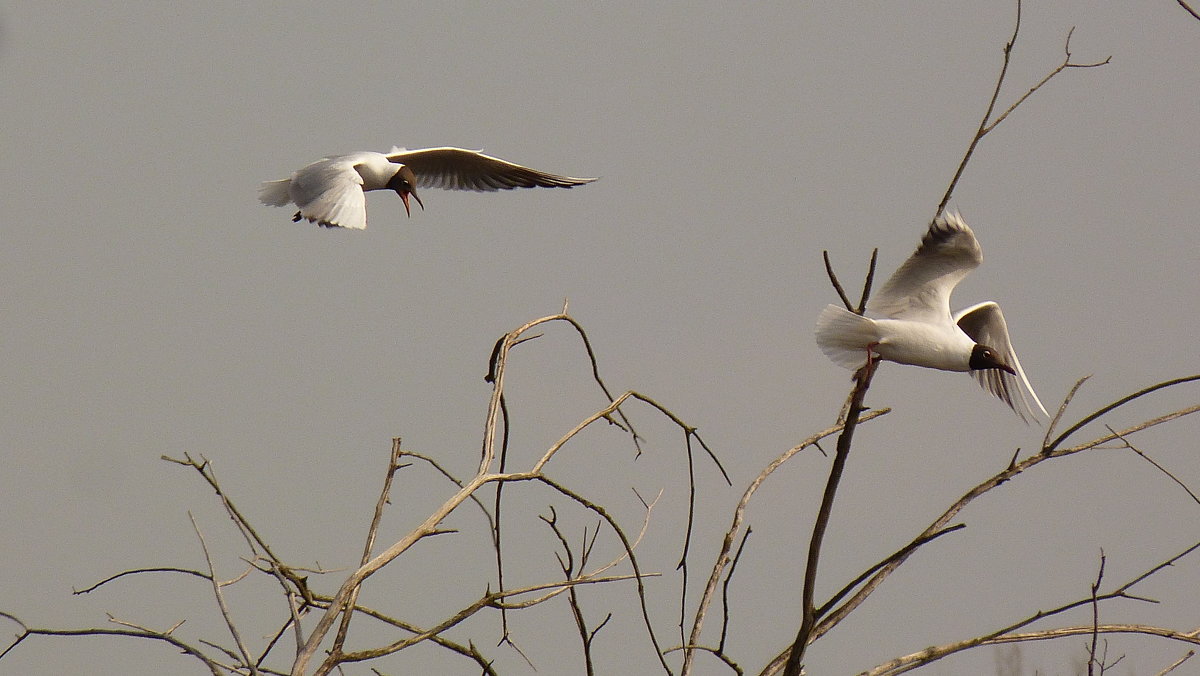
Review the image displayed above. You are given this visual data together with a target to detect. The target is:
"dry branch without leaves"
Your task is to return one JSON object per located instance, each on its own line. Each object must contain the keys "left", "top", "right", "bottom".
{"left": 3, "top": 4, "right": 1196, "bottom": 676}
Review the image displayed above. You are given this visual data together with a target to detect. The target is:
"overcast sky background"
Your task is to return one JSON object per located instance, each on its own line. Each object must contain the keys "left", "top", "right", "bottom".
{"left": 3, "top": 3, "right": 1199, "bottom": 675}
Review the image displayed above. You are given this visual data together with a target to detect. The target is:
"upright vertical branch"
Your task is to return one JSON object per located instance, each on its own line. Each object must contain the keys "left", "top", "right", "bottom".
{"left": 781, "top": 253, "right": 880, "bottom": 676}
{"left": 329, "top": 438, "right": 405, "bottom": 660}
{"left": 936, "top": 0, "right": 1022, "bottom": 217}
{"left": 782, "top": 358, "right": 878, "bottom": 676}
{"left": 190, "top": 512, "right": 258, "bottom": 676}
{"left": 1088, "top": 551, "right": 1107, "bottom": 676}
{"left": 680, "top": 410, "right": 890, "bottom": 676}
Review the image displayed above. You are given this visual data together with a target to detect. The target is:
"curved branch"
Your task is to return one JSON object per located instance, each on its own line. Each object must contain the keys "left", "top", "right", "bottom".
{"left": 0, "top": 611, "right": 225, "bottom": 676}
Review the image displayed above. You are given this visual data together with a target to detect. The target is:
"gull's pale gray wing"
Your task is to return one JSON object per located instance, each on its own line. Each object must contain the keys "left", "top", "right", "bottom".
{"left": 289, "top": 157, "right": 368, "bottom": 229}
{"left": 868, "top": 211, "right": 983, "bottom": 323}
{"left": 386, "top": 147, "right": 596, "bottom": 191}
{"left": 955, "top": 301, "right": 1049, "bottom": 422}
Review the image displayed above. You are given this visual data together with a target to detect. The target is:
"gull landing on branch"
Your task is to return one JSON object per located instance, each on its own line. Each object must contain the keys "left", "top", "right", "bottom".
{"left": 814, "top": 211, "right": 1048, "bottom": 421}
{"left": 259, "top": 146, "right": 597, "bottom": 229}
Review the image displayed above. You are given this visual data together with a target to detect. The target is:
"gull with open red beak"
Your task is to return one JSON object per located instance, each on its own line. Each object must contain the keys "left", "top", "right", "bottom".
{"left": 814, "top": 211, "right": 1048, "bottom": 421}
{"left": 259, "top": 146, "right": 596, "bottom": 230}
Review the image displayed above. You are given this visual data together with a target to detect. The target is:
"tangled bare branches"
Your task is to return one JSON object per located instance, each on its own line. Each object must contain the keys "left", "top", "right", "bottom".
{"left": 2, "top": 3, "right": 1196, "bottom": 676}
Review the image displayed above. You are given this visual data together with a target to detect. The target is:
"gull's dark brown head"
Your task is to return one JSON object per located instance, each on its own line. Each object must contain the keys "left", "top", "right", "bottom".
{"left": 386, "top": 165, "right": 424, "bottom": 216}
{"left": 969, "top": 344, "right": 1016, "bottom": 374}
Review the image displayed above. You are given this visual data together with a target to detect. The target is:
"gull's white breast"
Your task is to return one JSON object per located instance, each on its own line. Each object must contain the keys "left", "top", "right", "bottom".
{"left": 872, "top": 318, "right": 975, "bottom": 372}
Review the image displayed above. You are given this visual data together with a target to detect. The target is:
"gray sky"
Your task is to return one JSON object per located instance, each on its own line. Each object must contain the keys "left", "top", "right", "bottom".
{"left": 3, "top": 3, "right": 1198, "bottom": 675}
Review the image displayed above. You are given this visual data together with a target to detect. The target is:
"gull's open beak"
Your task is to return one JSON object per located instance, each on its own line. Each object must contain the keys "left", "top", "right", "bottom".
{"left": 399, "top": 188, "right": 424, "bottom": 217}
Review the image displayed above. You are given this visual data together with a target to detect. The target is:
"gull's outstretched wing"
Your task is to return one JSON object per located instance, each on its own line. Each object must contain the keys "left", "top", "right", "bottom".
{"left": 955, "top": 301, "right": 1049, "bottom": 422}
{"left": 868, "top": 211, "right": 983, "bottom": 324}
{"left": 386, "top": 146, "right": 596, "bottom": 192}
{"left": 288, "top": 156, "right": 368, "bottom": 229}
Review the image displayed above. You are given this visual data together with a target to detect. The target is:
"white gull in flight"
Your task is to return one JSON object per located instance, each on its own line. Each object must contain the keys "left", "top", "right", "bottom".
{"left": 259, "top": 147, "right": 596, "bottom": 229}
{"left": 815, "top": 211, "right": 1048, "bottom": 421}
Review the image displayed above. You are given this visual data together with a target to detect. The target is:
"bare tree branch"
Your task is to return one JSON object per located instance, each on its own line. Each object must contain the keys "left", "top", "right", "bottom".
{"left": 73, "top": 567, "right": 212, "bottom": 594}
{"left": 330, "top": 438, "right": 406, "bottom": 661}
{"left": 1109, "top": 426, "right": 1200, "bottom": 507}
{"left": 1046, "top": 374, "right": 1200, "bottom": 452}
{"left": 1176, "top": 0, "right": 1200, "bottom": 21}
{"left": 863, "top": 625, "right": 1200, "bottom": 676}
{"left": 937, "top": 0, "right": 1111, "bottom": 215}
{"left": 760, "top": 375, "right": 1200, "bottom": 675}
{"left": 782, "top": 356, "right": 880, "bottom": 676}
{"left": 822, "top": 250, "right": 855, "bottom": 312}
{"left": 859, "top": 541, "right": 1200, "bottom": 675}
{"left": 0, "top": 610, "right": 225, "bottom": 676}
{"left": 1157, "top": 650, "right": 1196, "bottom": 676}
{"left": 1088, "top": 551, "right": 1107, "bottom": 676}
{"left": 680, "top": 410, "right": 890, "bottom": 676}
{"left": 190, "top": 512, "right": 258, "bottom": 676}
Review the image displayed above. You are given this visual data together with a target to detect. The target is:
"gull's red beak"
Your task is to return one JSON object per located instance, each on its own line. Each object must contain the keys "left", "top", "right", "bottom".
{"left": 400, "top": 188, "right": 424, "bottom": 217}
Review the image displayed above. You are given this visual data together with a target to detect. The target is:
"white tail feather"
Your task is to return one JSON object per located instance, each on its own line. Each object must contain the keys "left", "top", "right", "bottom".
{"left": 814, "top": 304, "right": 879, "bottom": 370}
{"left": 258, "top": 179, "right": 293, "bottom": 206}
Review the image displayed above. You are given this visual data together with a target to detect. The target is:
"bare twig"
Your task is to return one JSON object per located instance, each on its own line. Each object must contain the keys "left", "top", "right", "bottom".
{"left": 297, "top": 384, "right": 698, "bottom": 675}
{"left": 1045, "top": 374, "right": 1200, "bottom": 452}
{"left": 680, "top": 409, "right": 890, "bottom": 676}
{"left": 73, "top": 566, "right": 212, "bottom": 594}
{"left": 979, "top": 26, "right": 1112, "bottom": 136}
{"left": 718, "top": 528, "right": 751, "bottom": 655}
{"left": 330, "top": 438, "right": 406, "bottom": 660}
{"left": 862, "top": 625, "right": 1200, "bottom": 676}
{"left": 782, "top": 355, "right": 879, "bottom": 676}
{"left": 542, "top": 507, "right": 606, "bottom": 676}
{"left": 1088, "top": 551, "right": 1106, "bottom": 676}
{"left": 189, "top": 512, "right": 258, "bottom": 675}
{"left": 1108, "top": 425, "right": 1200, "bottom": 507}
{"left": 1042, "top": 375, "right": 1091, "bottom": 448}
{"left": 859, "top": 541, "right": 1200, "bottom": 675}
{"left": 163, "top": 454, "right": 312, "bottom": 603}
{"left": 937, "top": 0, "right": 1111, "bottom": 215}
{"left": 304, "top": 595, "right": 498, "bottom": 674}
{"left": 822, "top": 251, "right": 855, "bottom": 312}
{"left": 1178, "top": 0, "right": 1200, "bottom": 21}
{"left": 0, "top": 611, "right": 225, "bottom": 676}
{"left": 538, "top": 475, "right": 672, "bottom": 674}
{"left": 760, "top": 378, "right": 1200, "bottom": 675}
{"left": 1157, "top": 650, "right": 1195, "bottom": 676}
{"left": 855, "top": 249, "right": 879, "bottom": 315}
{"left": 937, "top": 0, "right": 1023, "bottom": 215}
{"left": 815, "top": 524, "right": 966, "bottom": 619}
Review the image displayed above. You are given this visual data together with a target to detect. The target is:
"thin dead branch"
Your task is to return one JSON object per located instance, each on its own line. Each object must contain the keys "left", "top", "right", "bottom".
{"left": 858, "top": 541, "right": 1200, "bottom": 675}
{"left": 73, "top": 566, "right": 212, "bottom": 594}
{"left": 1157, "top": 650, "right": 1195, "bottom": 676}
{"left": 190, "top": 512, "right": 257, "bottom": 676}
{"left": 1088, "top": 551, "right": 1106, "bottom": 676}
{"left": 937, "top": 0, "right": 1111, "bottom": 216}
{"left": 761, "top": 376, "right": 1200, "bottom": 676}
{"left": 330, "top": 438, "right": 406, "bottom": 661}
{"left": 679, "top": 410, "right": 890, "bottom": 676}
{"left": 0, "top": 610, "right": 224, "bottom": 676}
{"left": 1109, "top": 426, "right": 1200, "bottom": 507}
{"left": 782, "top": 354, "right": 879, "bottom": 676}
